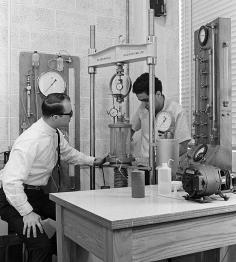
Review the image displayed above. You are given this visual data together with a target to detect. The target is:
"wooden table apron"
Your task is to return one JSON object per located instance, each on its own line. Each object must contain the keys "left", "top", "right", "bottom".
{"left": 50, "top": 186, "right": 236, "bottom": 262}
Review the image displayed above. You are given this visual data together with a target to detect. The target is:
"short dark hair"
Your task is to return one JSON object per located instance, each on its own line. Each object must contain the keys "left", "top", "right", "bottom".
{"left": 132, "top": 73, "right": 162, "bottom": 95}
{"left": 42, "top": 93, "right": 70, "bottom": 118}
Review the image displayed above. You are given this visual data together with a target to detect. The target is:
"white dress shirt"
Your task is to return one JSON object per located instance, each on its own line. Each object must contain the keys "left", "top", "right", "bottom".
{"left": 131, "top": 98, "right": 191, "bottom": 158}
{"left": 1, "top": 118, "right": 95, "bottom": 216}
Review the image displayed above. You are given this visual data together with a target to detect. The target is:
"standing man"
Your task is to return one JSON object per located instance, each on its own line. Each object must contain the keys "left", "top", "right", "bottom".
{"left": 0, "top": 93, "right": 106, "bottom": 262}
{"left": 131, "top": 73, "right": 191, "bottom": 184}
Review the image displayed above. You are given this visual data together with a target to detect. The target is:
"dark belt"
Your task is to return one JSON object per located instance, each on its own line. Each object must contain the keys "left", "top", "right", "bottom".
{"left": 23, "top": 184, "right": 42, "bottom": 190}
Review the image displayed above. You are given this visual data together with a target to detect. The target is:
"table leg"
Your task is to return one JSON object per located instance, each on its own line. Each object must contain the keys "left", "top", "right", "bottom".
{"left": 56, "top": 205, "right": 70, "bottom": 262}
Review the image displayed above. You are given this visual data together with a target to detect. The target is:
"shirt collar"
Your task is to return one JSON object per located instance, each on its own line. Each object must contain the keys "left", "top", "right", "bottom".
{"left": 38, "top": 118, "right": 57, "bottom": 135}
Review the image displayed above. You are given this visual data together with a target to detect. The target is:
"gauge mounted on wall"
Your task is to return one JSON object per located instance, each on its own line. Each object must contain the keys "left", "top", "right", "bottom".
{"left": 198, "top": 25, "right": 209, "bottom": 47}
{"left": 38, "top": 71, "right": 66, "bottom": 96}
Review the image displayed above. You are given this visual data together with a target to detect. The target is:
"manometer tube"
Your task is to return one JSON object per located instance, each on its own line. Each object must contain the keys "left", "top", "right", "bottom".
{"left": 211, "top": 25, "right": 217, "bottom": 135}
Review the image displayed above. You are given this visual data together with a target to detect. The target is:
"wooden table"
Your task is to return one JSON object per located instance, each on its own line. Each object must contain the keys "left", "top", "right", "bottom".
{"left": 50, "top": 186, "right": 236, "bottom": 262}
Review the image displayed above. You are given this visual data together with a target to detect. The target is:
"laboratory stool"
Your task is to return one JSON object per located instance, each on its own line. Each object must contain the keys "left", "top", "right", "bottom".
{"left": 0, "top": 219, "right": 28, "bottom": 262}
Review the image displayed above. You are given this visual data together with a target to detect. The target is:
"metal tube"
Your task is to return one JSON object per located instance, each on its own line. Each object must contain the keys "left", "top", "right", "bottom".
{"left": 148, "top": 65, "right": 156, "bottom": 184}
{"left": 211, "top": 25, "right": 216, "bottom": 130}
{"left": 89, "top": 25, "right": 96, "bottom": 190}
{"left": 148, "top": 9, "right": 156, "bottom": 184}
{"left": 125, "top": 0, "right": 130, "bottom": 119}
{"left": 208, "top": 49, "right": 212, "bottom": 107}
{"left": 148, "top": 9, "right": 154, "bottom": 35}
{"left": 223, "top": 42, "right": 230, "bottom": 107}
{"left": 195, "top": 55, "right": 199, "bottom": 112}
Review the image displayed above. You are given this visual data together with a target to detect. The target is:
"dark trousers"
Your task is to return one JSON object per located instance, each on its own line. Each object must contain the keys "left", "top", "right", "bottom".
{"left": 0, "top": 188, "right": 56, "bottom": 262}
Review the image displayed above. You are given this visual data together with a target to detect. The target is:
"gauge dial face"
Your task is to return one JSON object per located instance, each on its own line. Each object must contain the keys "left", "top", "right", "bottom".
{"left": 116, "top": 82, "right": 123, "bottom": 91}
{"left": 38, "top": 71, "right": 66, "bottom": 96}
{"left": 109, "top": 107, "right": 118, "bottom": 117}
{"left": 193, "top": 144, "right": 208, "bottom": 162}
{"left": 156, "top": 111, "right": 172, "bottom": 132}
{"left": 198, "top": 26, "right": 208, "bottom": 46}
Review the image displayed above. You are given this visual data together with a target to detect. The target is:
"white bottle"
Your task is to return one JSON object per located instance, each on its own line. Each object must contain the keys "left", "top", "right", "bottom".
{"left": 157, "top": 162, "right": 172, "bottom": 195}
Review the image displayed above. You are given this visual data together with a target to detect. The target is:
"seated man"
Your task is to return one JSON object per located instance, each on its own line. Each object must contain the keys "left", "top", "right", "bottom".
{"left": 0, "top": 93, "right": 106, "bottom": 262}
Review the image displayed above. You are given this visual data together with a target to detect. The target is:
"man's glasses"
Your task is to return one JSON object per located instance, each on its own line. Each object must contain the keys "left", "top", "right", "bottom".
{"left": 58, "top": 110, "right": 73, "bottom": 118}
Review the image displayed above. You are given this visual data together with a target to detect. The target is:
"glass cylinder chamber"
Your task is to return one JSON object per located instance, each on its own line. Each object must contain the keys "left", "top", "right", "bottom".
{"left": 108, "top": 121, "right": 134, "bottom": 164}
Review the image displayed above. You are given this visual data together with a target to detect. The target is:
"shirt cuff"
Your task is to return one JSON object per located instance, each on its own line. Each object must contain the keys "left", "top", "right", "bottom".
{"left": 18, "top": 201, "right": 33, "bottom": 216}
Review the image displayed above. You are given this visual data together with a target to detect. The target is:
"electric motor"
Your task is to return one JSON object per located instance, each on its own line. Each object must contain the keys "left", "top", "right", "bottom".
{"left": 182, "top": 163, "right": 230, "bottom": 200}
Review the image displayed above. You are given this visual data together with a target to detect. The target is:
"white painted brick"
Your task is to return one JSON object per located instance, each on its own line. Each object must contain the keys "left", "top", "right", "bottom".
{"left": 33, "top": 0, "right": 76, "bottom": 11}
{"left": 95, "top": 0, "right": 113, "bottom": 17}
{"left": 0, "top": 101, "right": 8, "bottom": 117}
{"left": 31, "top": 31, "right": 57, "bottom": 52}
{"left": 0, "top": 117, "right": 9, "bottom": 141}
{"left": 15, "top": 0, "right": 32, "bottom": 5}
{"left": 11, "top": 5, "right": 33, "bottom": 30}
{"left": 10, "top": 94, "right": 19, "bottom": 117}
{"left": 73, "top": 34, "right": 90, "bottom": 56}
{"left": 75, "top": 0, "right": 94, "bottom": 12}
{"left": 80, "top": 140, "right": 90, "bottom": 155}
{"left": 56, "top": 10, "right": 90, "bottom": 33}
{"left": 113, "top": 0, "right": 126, "bottom": 18}
{"left": 11, "top": 27, "right": 30, "bottom": 49}
{"left": 80, "top": 118, "right": 90, "bottom": 140}
{"left": 28, "top": 7, "right": 55, "bottom": 30}
{"left": 0, "top": 3, "right": 8, "bottom": 27}
{"left": 0, "top": 140, "right": 9, "bottom": 153}
{"left": 79, "top": 76, "right": 90, "bottom": 98}
{"left": 0, "top": 47, "right": 7, "bottom": 70}
{"left": 96, "top": 17, "right": 125, "bottom": 38}
{"left": 80, "top": 97, "right": 89, "bottom": 118}
{"left": 55, "top": 31, "right": 74, "bottom": 54}
{"left": 10, "top": 49, "right": 20, "bottom": 76}
{"left": 12, "top": 5, "right": 55, "bottom": 30}
{"left": 95, "top": 119, "right": 110, "bottom": 139}
{"left": 10, "top": 71, "right": 19, "bottom": 95}
{"left": 10, "top": 116, "right": 20, "bottom": 140}
{"left": 0, "top": 26, "right": 8, "bottom": 49}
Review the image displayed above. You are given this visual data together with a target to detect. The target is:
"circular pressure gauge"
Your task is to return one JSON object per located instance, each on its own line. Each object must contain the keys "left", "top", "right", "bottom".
{"left": 156, "top": 111, "right": 172, "bottom": 133}
{"left": 116, "top": 81, "right": 123, "bottom": 91}
{"left": 193, "top": 144, "right": 208, "bottom": 162}
{"left": 109, "top": 107, "right": 118, "bottom": 117}
{"left": 198, "top": 26, "right": 209, "bottom": 47}
{"left": 38, "top": 71, "right": 66, "bottom": 96}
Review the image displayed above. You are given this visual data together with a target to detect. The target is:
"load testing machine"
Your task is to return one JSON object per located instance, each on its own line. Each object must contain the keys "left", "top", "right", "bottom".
{"left": 88, "top": 10, "right": 157, "bottom": 189}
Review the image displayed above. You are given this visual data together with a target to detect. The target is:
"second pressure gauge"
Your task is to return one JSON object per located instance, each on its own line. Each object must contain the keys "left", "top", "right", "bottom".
{"left": 109, "top": 107, "right": 118, "bottom": 118}
{"left": 38, "top": 71, "right": 66, "bottom": 96}
{"left": 156, "top": 111, "right": 172, "bottom": 133}
{"left": 198, "top": 26, "right": 209, "bottom": 47}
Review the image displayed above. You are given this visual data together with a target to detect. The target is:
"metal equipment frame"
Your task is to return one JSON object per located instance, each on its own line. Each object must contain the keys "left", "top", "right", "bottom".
{"left": 88, "top": 9, "right": 157, "bottom": 189}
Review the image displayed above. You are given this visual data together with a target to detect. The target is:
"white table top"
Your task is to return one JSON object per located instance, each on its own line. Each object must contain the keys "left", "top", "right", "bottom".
{"left": 50, "top": 185, "right": 236, "bottom": 229}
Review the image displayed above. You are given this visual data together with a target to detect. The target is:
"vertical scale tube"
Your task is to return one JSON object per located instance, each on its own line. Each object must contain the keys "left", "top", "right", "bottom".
{"left": 147, "top": 9, "right": 156, "bottom": 184}
{"left": 89, "top": 25, "right": 96, "bottom": 190}
{"left": 211, "top": 24, "right": 217, "bottom": 140}
{"left": 194, "top": 55, "right": 199, "bottom": 142}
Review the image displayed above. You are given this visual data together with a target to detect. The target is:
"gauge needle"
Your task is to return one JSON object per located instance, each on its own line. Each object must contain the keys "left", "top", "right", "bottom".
{"left": 45, "top": 79, "right": 57, "bottom": 92}
{"left": 159, "top": 117, "right": 166, "bottom": 127}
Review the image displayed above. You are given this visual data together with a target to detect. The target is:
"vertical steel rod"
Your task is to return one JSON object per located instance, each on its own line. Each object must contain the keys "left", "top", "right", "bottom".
{"left": 148, "top": 9, "right": 156, "bottom": 184}
{"left": 89, "top": 25, "right": 96, "bottom": 190}
{"left": 125, "top": 0, "right": 130, "bottom": 119}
